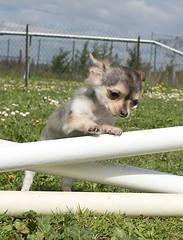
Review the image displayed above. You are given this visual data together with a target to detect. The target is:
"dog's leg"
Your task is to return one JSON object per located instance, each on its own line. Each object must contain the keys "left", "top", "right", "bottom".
{"left": 61, "top": 177, "right": 76, "bottom": 191}
{"left": 65, "top": 115, "right": 100, "bottom": 134}
{"left": 21, "top": 170, "right": 35, "bottom": 191}
{"left": 101, "top": 124, "right": 122, "bottom": 136}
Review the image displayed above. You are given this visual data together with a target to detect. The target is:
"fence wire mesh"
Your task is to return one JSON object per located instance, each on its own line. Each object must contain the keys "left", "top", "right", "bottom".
{"left": 0, "top": 20, "right": 183, "bottom": 85}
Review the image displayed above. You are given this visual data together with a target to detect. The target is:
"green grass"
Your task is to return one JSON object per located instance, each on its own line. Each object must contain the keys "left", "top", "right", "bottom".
{"left": 0, "top": 76, "right": 183, "bottom": 239}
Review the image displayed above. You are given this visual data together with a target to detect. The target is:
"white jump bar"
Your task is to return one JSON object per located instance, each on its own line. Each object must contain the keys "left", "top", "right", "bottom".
{"left": 0, "top": 127, "right": 183, "bottom": 172}
{"left": 1, "top": 191, "right": 183, "bottom": 217}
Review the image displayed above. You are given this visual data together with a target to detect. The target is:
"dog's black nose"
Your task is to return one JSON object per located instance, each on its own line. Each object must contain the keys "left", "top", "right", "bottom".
{"left": 119, "top": 110, "right": 128, "bottom": 118}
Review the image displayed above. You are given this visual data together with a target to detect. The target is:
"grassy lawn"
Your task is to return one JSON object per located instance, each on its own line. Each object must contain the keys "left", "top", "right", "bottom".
{"left": 0, "top": 75, "right": 183, "bottom": 239}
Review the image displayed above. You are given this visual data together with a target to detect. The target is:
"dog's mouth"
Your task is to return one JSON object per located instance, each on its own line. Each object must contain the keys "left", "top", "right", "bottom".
{"left": 107, "top": 107, "right": 130, "bottom": 119}
{"left": 107, "top": 107, "right": 120, "bottom": 119}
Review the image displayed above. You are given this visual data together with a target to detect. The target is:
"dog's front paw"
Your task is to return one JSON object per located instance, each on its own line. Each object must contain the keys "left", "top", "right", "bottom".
{"left": 101, "top": 125, "right": 122, "bottom": 136}
{"left": 88, "top": 123, "right": 100, "bottom": 134}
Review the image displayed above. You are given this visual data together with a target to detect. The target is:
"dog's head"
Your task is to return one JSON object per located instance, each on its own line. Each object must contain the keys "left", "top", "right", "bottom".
{"left": 86, "top": 53, "right": 146, "bottom": 119}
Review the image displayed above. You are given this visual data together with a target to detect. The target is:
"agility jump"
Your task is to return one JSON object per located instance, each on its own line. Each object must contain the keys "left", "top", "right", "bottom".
{"left": 0, "top": 126, "right": 183, "bottom": 216}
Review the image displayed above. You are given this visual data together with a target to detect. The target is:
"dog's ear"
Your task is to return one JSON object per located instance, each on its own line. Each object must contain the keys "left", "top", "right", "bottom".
{"left": 90, "top": 53, "right": 103, "bottom": 68}
{"left": 90, "top": 53, "right": 112, "bottom": 70}
{"left": 86, "top": 53, "right": 112, "bottom": 86}
{"left": 86, "top": 66, "right": 103, "bottom": 86}
{"left": 138, "top": 71, "right": 146, "bottom": 85}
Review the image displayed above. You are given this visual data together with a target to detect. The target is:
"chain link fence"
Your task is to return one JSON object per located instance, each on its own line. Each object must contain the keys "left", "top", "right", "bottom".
{"left": 0, "top": 20, "right": 183, "bottom": 85}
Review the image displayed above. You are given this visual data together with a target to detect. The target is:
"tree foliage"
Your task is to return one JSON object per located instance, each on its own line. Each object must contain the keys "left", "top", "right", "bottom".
{"left": 52, "top": 47, "right": 70, "bottom": 74}
{"left": 127, "top": 44, "right": 141, "bottom": 69}
{"left": 51, "top": 41, "right": 122, "bottom": 78}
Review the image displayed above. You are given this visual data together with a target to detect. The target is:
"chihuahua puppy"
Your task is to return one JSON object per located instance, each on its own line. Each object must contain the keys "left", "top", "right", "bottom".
{"left": 21, "top": 53, "right": 145, "bottom": 192}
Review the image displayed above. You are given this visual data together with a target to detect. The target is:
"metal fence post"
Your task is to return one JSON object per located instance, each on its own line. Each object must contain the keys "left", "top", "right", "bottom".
{"left": 71, "top": 40, "right": 75, "bottom": 74}
{"left": 25, "top": 24, "right": 29, "bottom": 87}
{"left": 154, "top": 45, "right": 157, "bottom": 72}
{"left": 37, "top": 39, "right": 41, "bottom": 72}
{"left": 150, "top": 32, "right": 154, "bottom": 73}
{"left": 7, "top": 39, "right": 10, "bottom": 61}
{"left": 172, "top": 35, "right": 178, "bottom": 82}
{"left": 27, "top": 35, "right": 32, "bottom": 80}
{"left": 18, "top": 49, "right": 22, "bottom": 70}
{"left": 124, "top": 42, "right": 128, "bottom": 66}
{"left": 136, "top": 36, "right": 140, "bottom": 70}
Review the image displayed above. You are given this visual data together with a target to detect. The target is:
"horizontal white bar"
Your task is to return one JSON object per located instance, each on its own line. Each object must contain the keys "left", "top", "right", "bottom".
{"left": 1, "top": 31, "right": 183, "bottom": 56}
{"left": 2, "top": 136, "right": 183, "bottom": 193}
{"left": 32, "top": 161, "right": 183, "bottom": 193}
{"left": 1, "top": 191, "right": 183, "bottom": 216}
{"left": 1, "top": 138, "right": 183, "bottom": 193}
{"left": 0, "top": 127, "right": 183, "bottom": 172}
{"left": 0, "top": 30, "right": 154, "bottom": 42}
{"left": 0, "top": 139, "right": 16, "bottom": 146}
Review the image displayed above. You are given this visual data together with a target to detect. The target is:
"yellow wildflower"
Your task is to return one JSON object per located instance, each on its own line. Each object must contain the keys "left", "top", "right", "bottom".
{"left": 8, "top": 175, "right": 14, "bottom": 181}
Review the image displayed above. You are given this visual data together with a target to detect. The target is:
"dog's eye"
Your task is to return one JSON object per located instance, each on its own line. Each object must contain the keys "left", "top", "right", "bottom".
{"left": 109, "top": 91, "right": 120, "bottom": 100}
{"left": 132, "top": 100, "right": 139, "bottom": 106}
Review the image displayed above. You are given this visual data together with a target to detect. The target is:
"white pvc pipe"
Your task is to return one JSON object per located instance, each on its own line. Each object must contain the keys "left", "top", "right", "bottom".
{"left": 0, "top": 139, "right": 16, "bottom": 146}
{"left": 1, "top": 139, "right": 183, "bottom": 193}
{"left": 1, "top": 191, "right": 183, "bottom": 217}
{"left": 32, "top": 161, "right": 183, "bottom": 193}
{"left": 0, "top": 127, "right": 183, "bottom": 172}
